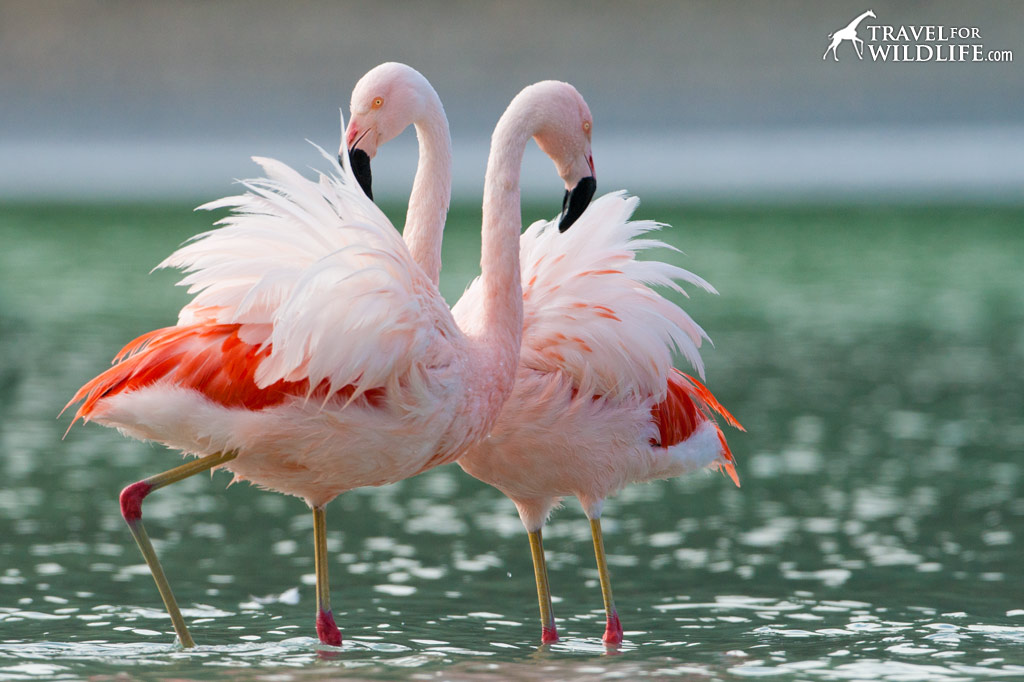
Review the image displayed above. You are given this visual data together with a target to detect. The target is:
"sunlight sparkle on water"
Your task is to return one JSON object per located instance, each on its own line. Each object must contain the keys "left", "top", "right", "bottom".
{"left": 0, "top": 204, "right": 1022, "bottom": 679}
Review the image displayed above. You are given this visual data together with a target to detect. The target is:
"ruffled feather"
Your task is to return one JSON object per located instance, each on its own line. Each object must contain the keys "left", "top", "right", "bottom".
{"left": 455, "top": 191, "right": 714, "bottom": 402}
{"left": 152, "top": 139, "right": 458, "bottom": 401}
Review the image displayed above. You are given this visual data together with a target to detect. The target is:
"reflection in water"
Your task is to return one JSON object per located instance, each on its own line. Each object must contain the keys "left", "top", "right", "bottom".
{"left": 0, "top": 203, "right": 1022, "bottom": 679}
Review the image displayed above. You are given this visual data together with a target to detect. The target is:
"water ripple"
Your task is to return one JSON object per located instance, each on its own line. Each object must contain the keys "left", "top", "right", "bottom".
{"left": 2, "top": 204, "right": 1023, "bottom": 678}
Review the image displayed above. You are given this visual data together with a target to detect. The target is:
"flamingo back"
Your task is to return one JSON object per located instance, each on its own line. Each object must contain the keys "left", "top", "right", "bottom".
{"left": 156, "top": 144, "right": 460, "bottom": 401}
{"left": 69, "top": 138, "right": 463, "bottom": 425}
{"left": 516, "top": 191, "right": 716, "bottom": 400}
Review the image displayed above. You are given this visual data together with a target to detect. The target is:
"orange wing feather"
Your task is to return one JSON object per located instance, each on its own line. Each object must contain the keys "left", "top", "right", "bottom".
{"left": 68, "top": 324, "right": 314, "bottom": 423}
{"left": 650, "top": 369, "right": 744, "bottom": 487}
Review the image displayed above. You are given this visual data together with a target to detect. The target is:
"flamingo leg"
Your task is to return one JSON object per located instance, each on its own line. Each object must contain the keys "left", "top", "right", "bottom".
{"left": 312, "top": 505, "right": 342, "bottom": 646}
{"left": 119, "top": 450, "right": 238, "bottom": 648}
{"left": 527, "top": 529, "right": 558, "bottom": 643}
{"left": 589, "top": 518, "right": 623, "bottom": 644}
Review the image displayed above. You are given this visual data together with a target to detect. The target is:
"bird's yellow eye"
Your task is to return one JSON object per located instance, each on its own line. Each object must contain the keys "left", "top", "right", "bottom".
{"left": 372, "top": 97, "right": 384, "bottom": 109}
{"left": 582, "top": 121, "right": 592, "bottom": 133}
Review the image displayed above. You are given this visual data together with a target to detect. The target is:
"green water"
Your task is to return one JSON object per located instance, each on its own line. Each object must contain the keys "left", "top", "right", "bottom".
{"left": 0, "top": 201, "right": 1022, "bottom": 680}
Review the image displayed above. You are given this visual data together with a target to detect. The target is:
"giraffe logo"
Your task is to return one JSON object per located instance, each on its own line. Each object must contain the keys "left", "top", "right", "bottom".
{"left": 823, "top": 10, "right": 877, "bottom": 61}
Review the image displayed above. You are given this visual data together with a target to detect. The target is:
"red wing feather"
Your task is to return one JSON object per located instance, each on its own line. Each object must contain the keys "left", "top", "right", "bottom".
{"left": 650, "top": 368, "right": 744, "bottom": 487}
{"left": 67, "top": 324, "right": 310, "bottom": 423}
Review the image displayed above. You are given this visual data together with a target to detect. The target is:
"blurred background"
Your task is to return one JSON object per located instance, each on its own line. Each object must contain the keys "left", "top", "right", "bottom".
{"left": 1, "top": 2, "right": 1023, "bottom": 678}
{"left": 1, "top": 0, "right": 1021, "bottom": 202}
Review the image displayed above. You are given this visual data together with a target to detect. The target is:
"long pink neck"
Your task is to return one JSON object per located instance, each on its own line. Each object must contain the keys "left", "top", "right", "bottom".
{"left": 466, "top": 107, "right": 531, "bottom": 400}
{"left": 404, "top": 90, "right": 451, "bottom": 287}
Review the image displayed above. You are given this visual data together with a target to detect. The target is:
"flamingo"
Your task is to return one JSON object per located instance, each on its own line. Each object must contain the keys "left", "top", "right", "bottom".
{"left": 65, "top": 79, "right": 597, "bottom": 648}
{"left": 345, "top": 63, "right": 743, "bottom": 646}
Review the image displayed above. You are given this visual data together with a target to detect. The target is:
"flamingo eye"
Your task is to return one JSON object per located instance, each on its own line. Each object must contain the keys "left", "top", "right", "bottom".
{"left": 582, "top": 121, "right": 592, "bottom": 134}
{"left": 372, "top": 97, "right": 384, "bottom": 109}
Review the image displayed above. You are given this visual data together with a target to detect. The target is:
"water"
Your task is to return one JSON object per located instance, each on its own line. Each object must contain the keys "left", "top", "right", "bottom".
{"left": 0, "top": 201, "right": 1022, "bottom": 680}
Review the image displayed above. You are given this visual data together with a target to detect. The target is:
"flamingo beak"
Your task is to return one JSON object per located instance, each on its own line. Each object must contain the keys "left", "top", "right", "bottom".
{"left": 346, "top": 147, "right": 374, "bottom": 201}
{"left": 342, "top": 124, "right": 375, "bottom": 201}
{"left": 558, "top": 176, "right": 596, "bottom": 232}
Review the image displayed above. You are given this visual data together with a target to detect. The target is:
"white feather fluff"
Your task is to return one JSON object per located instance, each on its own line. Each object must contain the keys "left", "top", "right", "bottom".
{"left": 455, "top": 191, "right": 715, "bottom": 402}
{"left": 158, "top": 142, "right": 456, "bottom": 398}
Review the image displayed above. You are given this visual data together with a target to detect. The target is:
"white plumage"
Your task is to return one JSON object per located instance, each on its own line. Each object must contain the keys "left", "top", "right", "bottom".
{"left": 163, "top": 147, "right": 457, "bottom": 399}
{"left": 514, "top": 191, "right": 715, "bottom": 397}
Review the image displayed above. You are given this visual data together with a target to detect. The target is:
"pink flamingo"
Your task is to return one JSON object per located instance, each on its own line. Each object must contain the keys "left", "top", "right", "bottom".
{"left": 346, "top": 63, "right": 743, "bottom": 645}
{"left": 66, "top": 79, "right": 597, "bottom": 648}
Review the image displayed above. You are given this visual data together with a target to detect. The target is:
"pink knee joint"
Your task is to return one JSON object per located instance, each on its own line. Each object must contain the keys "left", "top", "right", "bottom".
{"left": 119, "top": 481, "right": 153, "bottom": 523}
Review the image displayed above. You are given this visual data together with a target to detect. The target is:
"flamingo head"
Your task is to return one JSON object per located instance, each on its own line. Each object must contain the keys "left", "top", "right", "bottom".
{"left": 343, "top": 62, "right": 436, "bottom": 200}
{"left": 519, "top": 81, "right": 597, "bottom": 231}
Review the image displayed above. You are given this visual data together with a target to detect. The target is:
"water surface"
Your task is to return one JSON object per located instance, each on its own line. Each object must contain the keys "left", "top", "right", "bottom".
{"left": 0, "top": 201, "right": 1022, "bottom": 680}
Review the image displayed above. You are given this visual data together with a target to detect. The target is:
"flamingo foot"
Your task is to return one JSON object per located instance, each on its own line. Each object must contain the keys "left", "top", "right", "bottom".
{"left": 316, "top": 608, "right": 342, "bottom": 646}
{"left": 541, "top": 624, "right": 559, "bottom": 644}
{"left": 602, "top": 611, "right": 623, "bottom": 645}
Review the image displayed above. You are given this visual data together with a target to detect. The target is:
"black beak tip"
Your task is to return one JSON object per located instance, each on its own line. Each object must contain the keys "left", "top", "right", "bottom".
{"left": 558, "top": 176, "right": 597, "bottom": 232}
{"left": 347, "top": 148, "right": 374, "bottom": 201}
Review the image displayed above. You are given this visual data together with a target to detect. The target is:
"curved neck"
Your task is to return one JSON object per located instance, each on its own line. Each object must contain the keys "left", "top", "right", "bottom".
{"left": 469, "top": 113, "right": 529, "bottom": 395}
{"left": 404, "top": 91, "right": 451, "bottom": 286}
